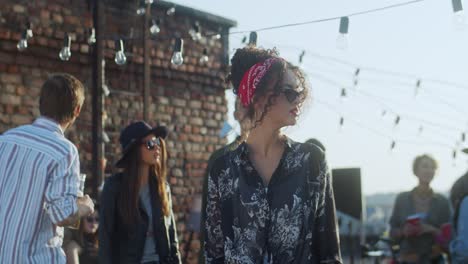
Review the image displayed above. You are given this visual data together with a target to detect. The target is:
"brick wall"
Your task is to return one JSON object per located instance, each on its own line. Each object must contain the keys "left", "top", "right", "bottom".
{"left": 0, "top": 0, "right": 235, "bottom": 262}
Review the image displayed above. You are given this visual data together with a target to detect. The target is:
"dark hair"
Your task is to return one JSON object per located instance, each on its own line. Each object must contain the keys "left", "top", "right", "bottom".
{"left": 412, "top": 154, "right": 437, "bottom": 175}
{"left": 117, "top": 138, "right": 170, "bottom": 228}
{"left": 228, "top": 46, "right": 309, "bottom": 128}
{"left": 39, "top": 73, "right": 85, "bottom": 124}
{"left": 305, "top": 138, "right": 326, "bottom": 151}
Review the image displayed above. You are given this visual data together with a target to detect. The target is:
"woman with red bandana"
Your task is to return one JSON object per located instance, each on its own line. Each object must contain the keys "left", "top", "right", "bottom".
{"left": 203, "top": 47, "right": 342, "bottom": 264}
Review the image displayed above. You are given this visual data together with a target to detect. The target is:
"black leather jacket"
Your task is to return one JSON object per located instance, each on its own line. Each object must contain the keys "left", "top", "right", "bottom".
{"left": 99, "top": 173, "right": 181, "bottom": 264}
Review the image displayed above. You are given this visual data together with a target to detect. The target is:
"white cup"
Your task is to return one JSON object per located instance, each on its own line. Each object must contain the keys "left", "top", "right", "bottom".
{"left": 77, "top": 173, "right": 86, "bottom": 197}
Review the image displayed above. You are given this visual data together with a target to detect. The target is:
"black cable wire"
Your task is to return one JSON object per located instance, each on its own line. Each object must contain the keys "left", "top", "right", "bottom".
{"left": 228, "top": 0, "right": 426, "bottom": 35}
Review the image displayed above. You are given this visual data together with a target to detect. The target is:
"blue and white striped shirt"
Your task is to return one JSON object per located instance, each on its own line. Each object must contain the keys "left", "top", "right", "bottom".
{"left": 0, "top": 117, "right": 80, "bottom": 264}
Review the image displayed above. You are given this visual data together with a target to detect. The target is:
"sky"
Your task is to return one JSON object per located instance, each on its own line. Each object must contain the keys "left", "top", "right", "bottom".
{"left": 173, "top": 0, "right": 468, "bottom": 195}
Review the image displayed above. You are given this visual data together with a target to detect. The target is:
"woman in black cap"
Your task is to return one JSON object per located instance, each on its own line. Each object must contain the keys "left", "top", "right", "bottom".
{"left": 99, "top": 121, "right": 181, "bottom": 264}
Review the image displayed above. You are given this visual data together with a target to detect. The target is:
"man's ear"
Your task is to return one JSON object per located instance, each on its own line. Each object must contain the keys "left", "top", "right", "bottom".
{"left": 74, "top": 104, "right": 82, "bottom": 117}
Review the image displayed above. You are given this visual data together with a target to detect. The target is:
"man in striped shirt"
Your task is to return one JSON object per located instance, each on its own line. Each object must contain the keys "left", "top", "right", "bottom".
{"left": 0, "top": 73, "right": 95, "bottom": 263}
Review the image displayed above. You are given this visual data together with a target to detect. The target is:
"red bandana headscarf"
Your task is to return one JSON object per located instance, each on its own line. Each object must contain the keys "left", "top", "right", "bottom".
{"left": 238, "top": 57, "right": 281, "bottom": 107}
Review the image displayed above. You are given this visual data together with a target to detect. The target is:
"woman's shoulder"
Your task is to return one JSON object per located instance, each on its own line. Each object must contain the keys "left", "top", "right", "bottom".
{"left": 432, "top": 192, "right": 450, "bottom": 204}
{"left": 64, "top": 239, "right": 82, "bottom": 253}
{"left": 395, "top": 190, "right": 413, "bottom": 202}
{"left": 298, "top": 140, "right": 326, "bottom": 162}
{"left": 102, "top": 173, "right": 124, "bottom": 194}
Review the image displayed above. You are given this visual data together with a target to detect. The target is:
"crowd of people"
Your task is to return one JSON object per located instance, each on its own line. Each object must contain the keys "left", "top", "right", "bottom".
{"left": 0, "top": 46, "right": 467, "bottom": 264}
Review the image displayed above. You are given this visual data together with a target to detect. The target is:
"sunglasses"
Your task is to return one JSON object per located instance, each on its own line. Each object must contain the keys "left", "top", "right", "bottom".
{"left": 281, "top": 88, "right": 304, "bottom": 103}
{"left": 141, "top": 137, "right": 161, "bottom": 150}
{"left": 85, "top": 216, "right": 99, "bottom": 223}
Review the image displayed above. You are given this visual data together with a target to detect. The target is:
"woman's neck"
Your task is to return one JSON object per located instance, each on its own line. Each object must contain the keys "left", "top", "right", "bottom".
{"left": 415, "top": 184, "right": 432, "bottom": 196}
{"left": 247, "top": 123, "right": 284, "bottom": 157}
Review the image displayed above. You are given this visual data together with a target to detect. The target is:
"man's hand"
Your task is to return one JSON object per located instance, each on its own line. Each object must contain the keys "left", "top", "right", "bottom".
{"left": 56, "top": 195, "right": 95, "bottom": 227}
{"left": 77, "top": 195, "right": 95, "bottom": 217}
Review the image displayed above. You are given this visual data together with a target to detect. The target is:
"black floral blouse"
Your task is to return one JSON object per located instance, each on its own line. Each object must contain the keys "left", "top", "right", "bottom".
{"left": 204, "top": 138, "right": 342, "bottom": 264}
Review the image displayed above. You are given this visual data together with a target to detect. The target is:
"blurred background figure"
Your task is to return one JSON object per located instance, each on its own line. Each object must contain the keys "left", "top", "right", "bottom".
{"left": 389, "top": 154, "right": 451, "bottom": 263}
{"left": 64, "top": 203, "right": 99, "bottom": 264}
{"left": 449, "top": 152, "right": 468, "bottom": 263}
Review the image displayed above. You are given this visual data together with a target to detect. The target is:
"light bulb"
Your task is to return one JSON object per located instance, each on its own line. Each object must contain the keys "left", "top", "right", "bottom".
{"left": 115, "top": 51, "right": 126, "bottom": 65}
{"left": 26, "top": 29, "right": 33, "bottom": 38}
{"left": 171, "top": 38, "right": 184, "bottom": 66}
{"left": 209, "top": 34, "right": 221, "bottom": 46}
{"left": 336, "top": 34, "right": 348, "bottom": 50}
{"left": 337, "top": 17, "right": 349, "bottom": 50}
{"left": 59, "top": 47, "right": 71, "bottom": 61}
{"left": 189, "top": 23, "right": 202, "bottom": 41}
{"left": 17, "top": 39, "right": 28, "bottom": 51}
{"left": 171, "top": 52, "right": 183, "bottom": 66}
{"left": 25, "top": 21, "right": 33, "bottom": 38}
{"left": 102, "top": 84, "right": 110, "bottom": 96}
{"left": 150, "top": 21, "right": 160, "bottom": 36}
{"left": 17, "top": 31, "right": 28, "bottom": 51}
{"left": 339, "top": 88, "right": 347, "bottom": 102}
{"left": 144, "top": 0, "right": 153, "bottom": 3}
{"left": 59, "top": 34, "right": 71, "bottom": 61}
{"left": 193, "top": 32, "right": 202, "bottom": 41}
{"left": 452, "top": 0, "right": 466, "bottom": 29}
{"left": 199, "top": 55, "right": 209, "bottom": 64}
{"left": 453, "top": 10, "right": 467, "bottom": 29}
{"left": 114, "top": 39, "right": 126, "bottom": 66}
{"left": 88, "top": 28, "right": 96, "bottom": 44}
{"left": 136, "top": 7, "right": 145, "bottom": 16}
{"left": 166, "top": 7, "right": 175, "bottom": 16}
{"left": 248, "top": 31, "right": 257, "bottom": 46}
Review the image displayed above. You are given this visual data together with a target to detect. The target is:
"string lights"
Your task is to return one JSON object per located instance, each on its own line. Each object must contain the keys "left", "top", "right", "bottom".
{"left": 200, "top": 48, "right": 209, "bottom": 64}
{"left": 150, "top": 19, "right": 161, "bottom": 36}
{"left": 114, "top": 39, "right": 127, "bottom": 66}
{"left": 337, "top": 17, "right": 349, "bottom": 50}
{"left": 17, "top": 22, "right": 32, "bottom": 51}
{"left": 171, "top": 38, "right": 184, "bottom": 66}
{"left": 248, "top": 31, "right": 257, "bottom": 46}
{"left": 17, "top": 30, "right": 28, "bottom": 51}
{"left": 189, "top": 21, "right": 202, "bottom": 41}
{"left": 299, "top": 50, "right": 306, "bottom": 64}
{"left": 452, "top": 0, "right": 466, "bottom": 29}
{"left": 87, "top": 28, "right": 96, "bottom": 44}
{"left": 414, "top": 79, "right": 422, "bottom": 97}
{"left": 59, "top": 33, "right": 71, "bottom": 61}
{"left": 166, "top": 6, "right": 175, "bottom": 16}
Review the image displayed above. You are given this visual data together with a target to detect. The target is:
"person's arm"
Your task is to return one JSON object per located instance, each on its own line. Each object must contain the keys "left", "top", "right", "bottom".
{"left": 450, "top": 196, "right": 468, "bottom": 262}
{"left": 389, "top": 194, "right": 406, "bottom": 240}
{"left": 57, "top": 195, "right": 95, "bottom": 227}
{"left": 98, "top": 178, "right": 116, "bottom": 264}
{"left": 64, "top": 240, "right": 81, "bottom": 264}
{"left": 166, "top": 183, "right": 182, "bottom": 263}
{"left": 419, "top": 196, "right": 452, "bottom": 237}
{"left": 313, "top": 153, "right": 342, "bottom": 264}
{"left": 204, "top": 165, "right": 225, "bottom": 264}
{"left": 44, "top": 150, "right": 93, "bottom": 226}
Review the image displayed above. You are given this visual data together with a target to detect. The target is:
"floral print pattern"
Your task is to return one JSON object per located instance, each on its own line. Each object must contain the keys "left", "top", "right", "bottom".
{"left": 204, "top": 138, "right": 342, "bottom": 264}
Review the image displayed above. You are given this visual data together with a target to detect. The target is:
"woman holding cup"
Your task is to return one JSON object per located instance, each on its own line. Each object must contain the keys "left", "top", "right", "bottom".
{"left": 389, "top": 154, "right": 451, "bottom": 263}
